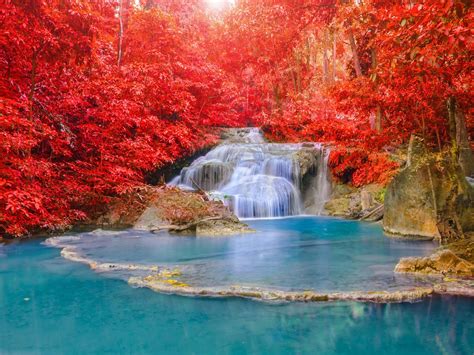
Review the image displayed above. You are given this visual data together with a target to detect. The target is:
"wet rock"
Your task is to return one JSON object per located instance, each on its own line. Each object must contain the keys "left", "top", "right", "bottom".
{"left": 359, "top": 204, "right": 384, "bottom": 222}
{"left": 292, "top": 145, "right": 332, "bottom": 215}
{"left": 219, "top": 127, "right": 265, "bottom": 143}
{"left": 383, "top": 135, "right": 474, "bottom": 242}
{"left": 324, "top": 183, "right": 384, "bottom": 220}
{"left": 332, "top": 184, "right": 357, "bottom": 197}
{"left": 178, "top": 161, "right": 233, "bottom": 191}
{"left": 434, "top": 279, "right": 474, "bottom": 297}
{"left": 128, "top": 275, "right": 436, "bottom": 304}
{"left": 395, "top": 250, "right": 474, "bottom": 277}
{"left": 293, "top": 148, "right": 318, "bottom": 177}
{"left": 293, "top": 147, "right": 319, "bottom": 213}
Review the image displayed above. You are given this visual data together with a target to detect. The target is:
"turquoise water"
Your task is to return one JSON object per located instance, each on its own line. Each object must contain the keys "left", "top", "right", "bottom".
{"left": 1, "top": 217, "right": 473, "bottom": 354}
{"left": 46, "top": 217, "right": 438, "bottom": 292}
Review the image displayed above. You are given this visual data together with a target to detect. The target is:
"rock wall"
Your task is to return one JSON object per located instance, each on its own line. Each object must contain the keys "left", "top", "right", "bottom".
{"left": 383, "top": 136, "right": 474, "bottom": 242}
{"left": 293, "top": 144, "right": 333, "bottom": 215}
{"left": 324, "top": 183, "right": 385, "bottom": 221}
{"left": 293, "top": 146, "right": 319, "bottom": 213}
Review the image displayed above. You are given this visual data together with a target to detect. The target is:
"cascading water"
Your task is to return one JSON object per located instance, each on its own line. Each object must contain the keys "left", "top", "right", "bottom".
{"left": 312, "top": 145, "right": 332, "bottom": 215}
{"left": 171, "top": 128, "right": 331, "bottom": 218}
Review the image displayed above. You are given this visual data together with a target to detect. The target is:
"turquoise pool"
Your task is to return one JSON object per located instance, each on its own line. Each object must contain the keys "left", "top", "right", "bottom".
{"left": 1, "top": 217, "right": 472, "bottom": 354}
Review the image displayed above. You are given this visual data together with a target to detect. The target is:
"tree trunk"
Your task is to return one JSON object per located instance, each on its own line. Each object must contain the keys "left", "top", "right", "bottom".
{"left": 348, "top": 29, "right": 362, "bottom": 78}
{"left": 375, "top": 105, "right": 383, "bottom": 132}
{"left": 332, "top": 29, "right": 337, "bottom": 82}
{"left": 322, "top": 29, "right": 329, "bottom": 83}
{"left": 117, "top": 0, "right": 124, "bottom": 66}
{"left": 370, "top": 48, "right": 384, "bottom": 132}
{"left": 447, "top": 97, "right": 459, "bottom": 163}
{"left": 322, "top": 47, "right": 329, "bottom": 83}
{"left": 448, "top": 97, "right": 474, "bottom": 176}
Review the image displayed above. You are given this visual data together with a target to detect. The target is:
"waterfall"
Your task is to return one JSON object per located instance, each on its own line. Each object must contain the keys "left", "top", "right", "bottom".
{"left": 171, "top": 128, "right": 331, "bottom": 218}
{"left": 313, "top": 146, "right": 332, "bottom": 215}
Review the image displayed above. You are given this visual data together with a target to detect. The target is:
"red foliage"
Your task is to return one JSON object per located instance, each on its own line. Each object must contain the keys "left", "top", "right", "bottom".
{"left": 1, "top": 0, "right": 472, "bottom": 236}
{"left": 329, "top": 149, "right": 399, "bottom": 187}
{"left": 214, "top": 0, "right": 472, "bottom": 185}
{"left": 0, "top": 1, "right": 236, "bottom": 236}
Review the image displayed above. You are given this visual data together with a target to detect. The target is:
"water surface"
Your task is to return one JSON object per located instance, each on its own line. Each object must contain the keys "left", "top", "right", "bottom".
{"left": 0, "top": 238, "right": 473, "bottom": 354}
{"left": 47, "top": 217, "right": 438, "bottom": 292}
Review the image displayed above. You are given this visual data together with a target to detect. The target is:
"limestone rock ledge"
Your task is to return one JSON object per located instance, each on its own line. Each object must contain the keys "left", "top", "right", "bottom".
{"left": 434, "top": 279, "right": 474, "bottom": 297}
{"left": 395, "top": 250, "right": 474, "bottom": 277}
{"left": 128, "top": 276, "right": 436, "bottom": 304}
{"left": 395, "top": 236, "right": 474, "bottom": 278}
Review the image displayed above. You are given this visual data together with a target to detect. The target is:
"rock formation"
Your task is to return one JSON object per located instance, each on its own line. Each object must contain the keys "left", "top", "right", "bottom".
{"left": 324, "top": 183, "right": 385, "bottom": 221}
{"left": 395, "top": 250, "right": 474, "bottom": 277}
{"left": 293, "top": 145, "right": 332, "bottom": 215}
{"left": 94, "top": 186, "right": 253, "bottom": 236}
{"left": 383, "top": 135, "right": 474, "bottom": 242}
{"left": 395, "top": 234, "right": 474, "bottom": 278}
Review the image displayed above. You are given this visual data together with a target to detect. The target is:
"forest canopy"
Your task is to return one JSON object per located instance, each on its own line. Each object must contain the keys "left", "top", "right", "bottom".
{"left": 1, "top": 0, "right": 472, "bottom": 236}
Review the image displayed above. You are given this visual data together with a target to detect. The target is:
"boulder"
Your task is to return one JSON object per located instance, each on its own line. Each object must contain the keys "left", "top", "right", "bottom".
{"left": 134, "top": 206, "right": 166, "bottom": 231}
{"left": 383, "top": 135, "right": 474, "bottom": 242}
{"left": 134, "top": 187, "right": 253, "bottom": 236}
{"left": 395, "top": 250, "right": 474, "bottom": 277}
{"left": 195, "top": 215, "right": 254, "bottom": 236}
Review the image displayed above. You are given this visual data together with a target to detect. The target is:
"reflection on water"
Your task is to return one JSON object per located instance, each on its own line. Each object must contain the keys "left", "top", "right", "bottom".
{"left": 0, "top": 239, "right": 472, "bottom": 354}
{"left": 46, "top": 217, "right": 438, "bottom": 292}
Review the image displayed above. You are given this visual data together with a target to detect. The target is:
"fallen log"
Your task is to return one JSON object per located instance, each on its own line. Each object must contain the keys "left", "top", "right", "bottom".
{"left": 359, "top": 204, "right": 384, "bottom": 221}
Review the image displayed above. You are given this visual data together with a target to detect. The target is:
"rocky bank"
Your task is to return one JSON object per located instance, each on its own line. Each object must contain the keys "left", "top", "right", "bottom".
{"left": 395, "top": 234, "right": 474, "bottom": 277}
{"left": 95, "top": 186, "right": 253, "bottom": 236}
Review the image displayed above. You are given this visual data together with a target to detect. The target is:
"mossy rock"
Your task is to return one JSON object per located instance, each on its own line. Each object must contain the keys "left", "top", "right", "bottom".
{"left": 324, "top": 198, "right": 351, "bottom": 217}
{"left": 383, "top": 136, "right": 474, "bottom": 242}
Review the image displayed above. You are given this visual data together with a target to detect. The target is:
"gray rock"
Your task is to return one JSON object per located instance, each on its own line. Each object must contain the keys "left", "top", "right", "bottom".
{"left": 134, "top": 206, "right": 166, "bottom": 231}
